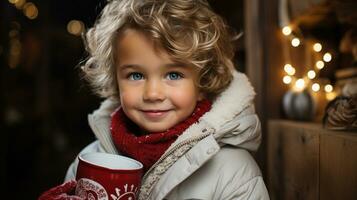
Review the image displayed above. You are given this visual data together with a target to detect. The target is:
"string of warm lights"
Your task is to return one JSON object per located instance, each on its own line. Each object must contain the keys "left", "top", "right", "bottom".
{"left": 6, "top": 0, "right": 84, "bottom": 69}
{"left": 281, "top": 25, "right": 337, "bottom": 100}
{"left": 7, "top": 0, "right": 85, "bottom": 37}
{"left": 8, "top": 0, "right": 38, "bottom": 20}
{"left": 6, "top": 0, "right": 38, "bottom": 69}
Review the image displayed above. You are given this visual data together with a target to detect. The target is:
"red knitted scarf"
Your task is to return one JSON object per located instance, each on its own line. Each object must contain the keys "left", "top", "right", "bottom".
{"left": 110, "top": 100, "right": 211, "bottom": 171}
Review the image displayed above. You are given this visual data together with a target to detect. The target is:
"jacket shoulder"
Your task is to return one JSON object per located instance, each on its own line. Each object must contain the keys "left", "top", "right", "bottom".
{"left": 212, "top": 147, "right": 269, "bottom": 199}
{"left": 209, "top": 147, "right": 262, "bottom": 185}
{"left": 166, "top": 147, "right": 268, "bottom": 199}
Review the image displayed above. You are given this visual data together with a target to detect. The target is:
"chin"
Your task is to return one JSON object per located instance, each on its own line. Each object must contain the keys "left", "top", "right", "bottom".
{"left": 142, "top": 125, "right": 171, "bottom": 133}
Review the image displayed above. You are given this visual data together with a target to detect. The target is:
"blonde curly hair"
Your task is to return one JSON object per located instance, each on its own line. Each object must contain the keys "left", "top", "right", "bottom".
{"left": 82, "top": 0, "right": 235, "bottom": 99}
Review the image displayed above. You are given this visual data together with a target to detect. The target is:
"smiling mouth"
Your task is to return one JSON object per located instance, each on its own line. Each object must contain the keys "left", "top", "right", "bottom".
{"left": 141, "top": 109, "right": 171, "bottom": 118}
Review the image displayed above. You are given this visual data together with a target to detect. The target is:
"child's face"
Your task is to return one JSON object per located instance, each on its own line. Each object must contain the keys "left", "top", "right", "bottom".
{"left": 115, "top": 29, "right": 203, "bottom": 133}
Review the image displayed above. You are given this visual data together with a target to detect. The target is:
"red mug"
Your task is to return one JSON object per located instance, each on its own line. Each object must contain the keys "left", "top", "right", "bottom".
{"left": 75, "top": 152, "right": 143, "bottom": 200}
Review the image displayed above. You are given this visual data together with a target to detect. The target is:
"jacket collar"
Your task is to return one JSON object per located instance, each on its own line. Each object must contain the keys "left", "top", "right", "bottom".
{"left": 202, "top": 70, "right": 256, "bottom": 130}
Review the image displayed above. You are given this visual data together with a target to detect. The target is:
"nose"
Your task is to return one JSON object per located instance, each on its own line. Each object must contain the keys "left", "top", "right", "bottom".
{"left": 143, "top": 79, "right": 166, "bottom": 102}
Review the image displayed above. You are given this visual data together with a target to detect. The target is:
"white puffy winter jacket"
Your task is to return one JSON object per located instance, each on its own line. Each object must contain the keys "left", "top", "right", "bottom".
{"left": 65, "top": 71, "right": 270, "bottom": 200}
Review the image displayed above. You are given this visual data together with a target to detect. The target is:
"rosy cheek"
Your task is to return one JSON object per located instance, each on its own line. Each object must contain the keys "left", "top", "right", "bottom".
{"left": 170, "top": 89, "right": 198, "bottom": 108}
{"left": 120, "top": 91, "right": 137, "bottom": 107}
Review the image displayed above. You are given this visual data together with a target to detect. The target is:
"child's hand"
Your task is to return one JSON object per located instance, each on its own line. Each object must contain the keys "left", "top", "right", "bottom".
{"left": 38, "top": 180, "right": 83, "bottom": 200}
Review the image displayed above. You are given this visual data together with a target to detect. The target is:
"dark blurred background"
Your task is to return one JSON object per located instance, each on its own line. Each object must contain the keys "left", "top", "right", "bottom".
{"left": 1, "top": 0, "right": 106, "bottom": 198}
{"left": 0, "top": 0, "right": 244, "bottom": 199}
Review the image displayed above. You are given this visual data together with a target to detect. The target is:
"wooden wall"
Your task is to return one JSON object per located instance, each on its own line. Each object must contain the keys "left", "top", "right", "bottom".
{"left": 268, "top": 120, "right": 357, "bottom": 200}
{"left": 245, "top": 0, "right": 288, "bottom": 180}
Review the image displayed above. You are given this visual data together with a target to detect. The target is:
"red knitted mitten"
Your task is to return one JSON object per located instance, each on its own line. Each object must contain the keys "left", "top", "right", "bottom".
{"left": 38, "top": 180, "right": 83, "bottom": 200}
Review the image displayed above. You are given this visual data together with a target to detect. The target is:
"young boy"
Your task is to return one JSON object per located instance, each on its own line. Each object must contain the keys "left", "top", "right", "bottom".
{"left": 40, "top": 0, "right": 269, "bottom": 199}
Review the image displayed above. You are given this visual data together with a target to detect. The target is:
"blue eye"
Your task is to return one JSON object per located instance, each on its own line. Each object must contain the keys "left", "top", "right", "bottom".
{"left": 129, "top": 72, "right": 143, "bottom": 80}
{"left": 167, "top": 72, "right": 182, "bottom": 80}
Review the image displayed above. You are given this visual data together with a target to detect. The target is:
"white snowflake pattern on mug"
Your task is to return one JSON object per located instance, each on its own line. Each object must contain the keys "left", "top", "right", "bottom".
{"left": 110, "top": 184, "right": 138, "bottom": 200}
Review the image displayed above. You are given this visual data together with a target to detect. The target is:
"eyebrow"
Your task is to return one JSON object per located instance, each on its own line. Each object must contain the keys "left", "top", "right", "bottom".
{"left": 118, "top": 64, "right": 141, "bottom": 71}
{"left": 118, "top": 62, "right": 188, "bottom": 70}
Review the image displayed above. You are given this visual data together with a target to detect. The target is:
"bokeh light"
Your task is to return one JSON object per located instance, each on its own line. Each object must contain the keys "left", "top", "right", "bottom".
{"left": 312, "top": 83, "right": 320, "bottom": 92}
{"left": 14, "top": 0, "right": 26, "bottom": 9}
{"left": 283, "top": 75, "right": 292, "bottom": 84}
{"left": 284, "top": 64, "right": 296, "bottom": 76}
{"left": 67, "top": 20, "right": 85, "bottom": 36}
{"left": 316, "top": 60, "right": 325, "bottom": 70}
{"left": 23, "top": 2, "right": 38, "bottom": 20}
{"left": 282, "top": 26, "right": 292, "bottom": 36}
{"left": 295, "top": 78, "right": 305, "bottom": 91}
{"left": 307, "top": 70, "right": 316, "bottom": 79}
{"left": 323, "top": 53, "right": 332, "bottom": 62}
{"left": 324, "top": 84, "right": 333, "bottom": 93}
{"left": 291, "top": 38, "right": 300, "bottom": 47}
{"left": 313, "top": 43, "right": 322, "bottom": 52}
